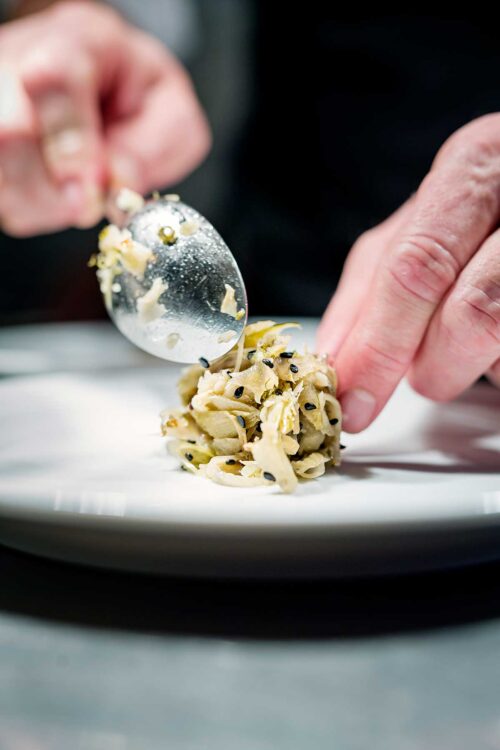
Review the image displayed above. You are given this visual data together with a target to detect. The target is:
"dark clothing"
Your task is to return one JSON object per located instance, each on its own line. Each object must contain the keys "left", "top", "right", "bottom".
{"left": 229, "top": 8, "right": 500, "bottom": 315}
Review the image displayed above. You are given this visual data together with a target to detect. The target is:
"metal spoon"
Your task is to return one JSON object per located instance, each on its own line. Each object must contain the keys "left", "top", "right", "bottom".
{"left": 105, "top": 196, "right": 248, "bottom": 364}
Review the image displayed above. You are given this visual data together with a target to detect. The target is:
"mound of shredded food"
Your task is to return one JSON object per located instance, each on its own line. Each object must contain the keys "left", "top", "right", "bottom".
{"left": 161, "top": 321, "right": 342, "bottom": 493}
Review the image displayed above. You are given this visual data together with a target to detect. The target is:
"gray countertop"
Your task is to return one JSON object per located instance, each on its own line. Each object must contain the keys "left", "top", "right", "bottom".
{"left": 2, "top": 543, "right": 500, "bottom": 750}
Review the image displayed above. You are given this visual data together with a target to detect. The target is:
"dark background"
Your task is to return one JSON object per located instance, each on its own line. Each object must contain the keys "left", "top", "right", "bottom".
{"left": 2, "top": 4, "right": 500, "bottom": 325}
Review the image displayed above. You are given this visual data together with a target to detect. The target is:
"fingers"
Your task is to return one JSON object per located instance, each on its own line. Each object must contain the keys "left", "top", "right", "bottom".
{"left": 333, "top": 117, "right": 500, "bottom": 432}
{"left": 408, "top": 228, "right": 500, "bottom": 400}
{"left": 316, "top": 198, "right": 415, "bottom": 357}
{"left": 0, "top": 49, "right": 105, "bottom": 234}
{"left": 21, "top": 45, "right": 106, "bottom": 227}
{"left": 0, "top": 4, "right": 211, "bottom": 236}
{"left": 106, "top": 43, "right": 211, "bottom": 196}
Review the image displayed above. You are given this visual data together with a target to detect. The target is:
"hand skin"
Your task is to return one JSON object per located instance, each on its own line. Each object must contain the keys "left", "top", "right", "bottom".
{"left": 317, "top": 114, "right": 500, "bottom": 432}
{"left": 0, "top": 1, "right": 211, "bottom": 236}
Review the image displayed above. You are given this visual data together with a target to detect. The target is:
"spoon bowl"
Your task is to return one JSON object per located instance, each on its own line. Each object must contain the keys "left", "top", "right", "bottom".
{"left": 107, "top": 197, "right": 247, "bottom": 364}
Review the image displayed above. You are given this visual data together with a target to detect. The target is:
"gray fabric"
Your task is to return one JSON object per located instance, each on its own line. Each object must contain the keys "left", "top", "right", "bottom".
{"left": 0, "top": 0, "right": 200, "bottom": 62}
{"left": 107, "top": 0, "right": 201, "bottom": 61}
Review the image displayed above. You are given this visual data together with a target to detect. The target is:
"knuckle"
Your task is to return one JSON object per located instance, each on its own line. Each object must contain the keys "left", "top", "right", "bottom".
{"left": 342, "top": 227, "right": 378, "bottom": 273}
{"left": 440, "top": 129, "right": 496, "bottom": 166}
{"left": 388, "top": 234, "right": 460, "bottom": 304}
{"left": 456, "top": 281, "right": 500, "bottom": 348}
{"left": 351, "top": 228, "right": 376, "bottom": 255}
{"left": 435, "top": 117, "right": 500, "bottom": 185}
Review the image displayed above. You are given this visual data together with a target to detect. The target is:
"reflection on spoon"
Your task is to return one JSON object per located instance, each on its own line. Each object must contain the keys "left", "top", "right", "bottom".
{"left": 93, "top": 192, "right": 248, "bottom": 364}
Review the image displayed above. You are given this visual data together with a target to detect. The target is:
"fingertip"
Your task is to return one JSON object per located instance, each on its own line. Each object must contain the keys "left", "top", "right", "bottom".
{"left": 109, "top": 152, "right": 143, "bottom": 194}
{"left": 340, "top": 388, "right": 377, "bottom": 433}
{"left": 61, "top": 179, "right": 104, "bottom": 228}
{"left": 74, "top": 182, "right": 105, "bottom": 228}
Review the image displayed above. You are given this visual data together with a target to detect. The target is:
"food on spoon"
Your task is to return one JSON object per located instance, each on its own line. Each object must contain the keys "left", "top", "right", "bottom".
{"left": 161, "top": 321, "right": 342, "bottom": 493}
{"left": 220, "top": 283, "right": 237, "bottom": 317}
{"left": 167, "top": 332, "right": 181, "bottom": 349}
{"left": 220, "top": 283, "right": 245, "bottom": 321}
{"left": 136, "top": 278, "right": 168, "bottom": 323}
{"left": 115, "top": 187, "right": 145, "bottom": 214}
{"left": 91, "top": 223, "right": 153, "bottom": 310}
{"left": 218, "top": 329, "right": 237, "bottom": 344}
{"left": 180, "top": 219, "right": 199, "bottom": 237}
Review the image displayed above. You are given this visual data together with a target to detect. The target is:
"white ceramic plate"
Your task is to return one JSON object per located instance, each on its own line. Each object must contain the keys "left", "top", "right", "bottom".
{"left": 0, "top": 321, "right": 499, "bottom": 577}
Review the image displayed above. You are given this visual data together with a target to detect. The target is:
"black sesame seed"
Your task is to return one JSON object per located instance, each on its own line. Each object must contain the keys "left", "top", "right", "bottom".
{"left": 237, "top": 415, "right": 246, "bottom": 428}
{"left": 226, "top": 459, "right": 237, "bottom": 465}
{"left": 187, "top": 440, "right": 196, "bottom": 444}
{"left": 290, "top": 364, "right": 299, "bottom": 373}
{"left": 304, "top": 402, "right": 316, "bottom": 411}
{"left": 199, "top": 357, "right": 209, "bottom": 368}
{"left": 275, "top": 388, "right": 283, "bottom": 396}
{"left": 256, "top": 422, "right": 262, "bottom": 432}
{"left": 263, "top": 471, "right": 276, "bottom": 482}
{"left": 329, "top": 418, "right": 339, "bottom": 425}
{"left": 340, "top": 444, "right": 346, "bottom": 450}
{"left": 185, "top": 452, "right": 194, "bottom": 461}
{"left": 262, "top": 358, "right": 274, "bottom": 368}
{"left": 234, "top": 386, "right": 244, "bottom": 398}
{"left": 280, "top": 351, "right": 294, "bottom": 359}
{"left": 247, "top": 350, "right": 256, "bottom": 360}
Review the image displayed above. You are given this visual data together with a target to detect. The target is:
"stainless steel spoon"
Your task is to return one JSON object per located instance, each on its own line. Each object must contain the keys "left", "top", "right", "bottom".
{"left": 105, "top": 196, "right": 248, "bottom": 364}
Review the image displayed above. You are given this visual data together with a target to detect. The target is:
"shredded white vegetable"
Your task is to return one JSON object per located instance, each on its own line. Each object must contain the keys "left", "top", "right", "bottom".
{"left": 93, "top": 220, "right": 154, "bottom": 311}
{"left": 116, "top": 187, "right": 144, "bottom": 214}
{"left": 161, "top": 321, "right": 342, "bottom": 493}
{"left": 136, "top": 278, "right": 167, "bottom": 323}
{"left": 180, "top": 219, "right": 199, "bottom": 237}
{"left": 166, "top": 332, "right": 181, "bottom": 349}
{"left": 220, "top": 284, "right": 238, "bottom": 317}
{"left": 218, "top": 329, "right": 237, "bottom": 344}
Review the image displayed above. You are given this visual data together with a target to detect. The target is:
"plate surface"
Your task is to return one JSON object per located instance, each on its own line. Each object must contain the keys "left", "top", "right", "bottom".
{"left": 0, "top": 321, "right": 499, "bottom": 577}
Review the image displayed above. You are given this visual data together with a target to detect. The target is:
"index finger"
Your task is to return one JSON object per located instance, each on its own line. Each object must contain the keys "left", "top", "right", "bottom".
{"left": 334, "top": 115, "right": 500, "bottom": 432}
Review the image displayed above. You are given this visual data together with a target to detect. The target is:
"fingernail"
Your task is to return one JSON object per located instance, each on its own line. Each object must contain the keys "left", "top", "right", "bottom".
{"left": 75, "top": 182, "right": 104, "bottom": 228}
{"left": 341, "top": 388, "right": 377, "bottom": 433}
{"left": 45, "top": 128, "right": 85, "bottom": 160}
{"left": 110, "top": 153, "right": 140, "bottom": 190}
{"left": 62, "top": 179, "right": 83, "bottom": 210}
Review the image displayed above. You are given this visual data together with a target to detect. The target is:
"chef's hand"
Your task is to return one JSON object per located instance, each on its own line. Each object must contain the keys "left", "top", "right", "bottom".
{"left": 0, "top": 1, "right": 211, "bottom": 236}
{"left": 317, "top": 114, "right": 500, "bottom": 432}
